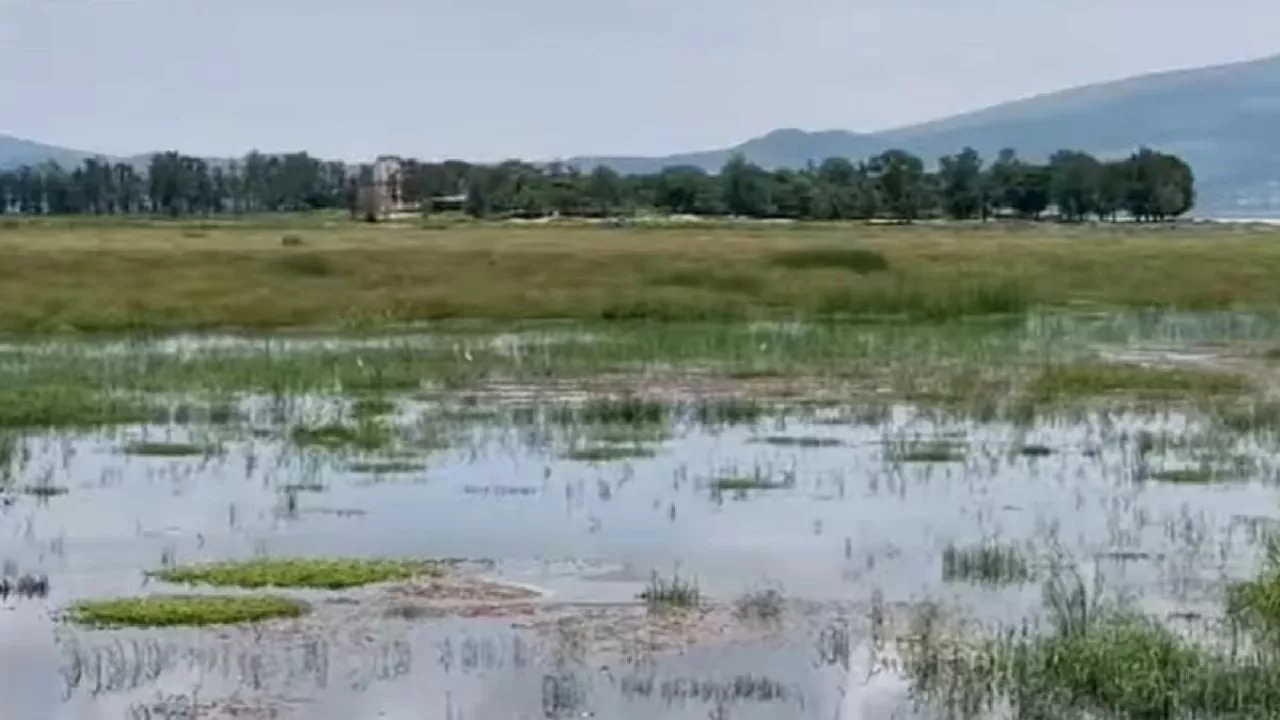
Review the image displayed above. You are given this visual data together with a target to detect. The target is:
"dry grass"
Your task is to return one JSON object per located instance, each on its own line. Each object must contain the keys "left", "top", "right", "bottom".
{"left": 4, "top": 219, "right": 1280, "bottom": 332}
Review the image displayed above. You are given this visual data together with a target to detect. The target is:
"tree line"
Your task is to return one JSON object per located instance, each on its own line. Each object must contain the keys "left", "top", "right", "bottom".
{"left": 0, "top": 146, "right": 1194, "bottom": 222}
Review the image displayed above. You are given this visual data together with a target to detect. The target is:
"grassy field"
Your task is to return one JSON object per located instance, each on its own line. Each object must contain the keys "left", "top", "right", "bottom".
{"left": 4, "top": 217, "right": 1280, "bottom": 333}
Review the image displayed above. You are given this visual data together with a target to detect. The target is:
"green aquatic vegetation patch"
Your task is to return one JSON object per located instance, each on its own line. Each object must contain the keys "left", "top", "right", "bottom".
{"left": 291, "top": 420, "right": 393, "bottom": 451}
{"left": 712, "top": 476, "right": 788, "bottom": 492}
{"left": 154, "top": 557, "right": 436, "bottom": 590}
{"left": 756, "top": 435, "right": 846, "bottom": 448}
{"left": 70, "top": 594, "right": 308, "bottom": 628}
{"left": 885, "top": 441, "right": 966, "bottom": 463}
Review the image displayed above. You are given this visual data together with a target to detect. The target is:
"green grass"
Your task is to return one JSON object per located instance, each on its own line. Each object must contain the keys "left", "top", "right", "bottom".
{"left": 69, "top": 594, "right": 308, "bottom": 627}
{"left": 122, "top": 441, "right": 215, "bottom": 457}
{"left": 941, "top": 542, "right": 1033, "bottom": 587}
{"left": 904, "top": 564, "right": 1280, "bottom": 719}
{"left": 1031, "top": 363, "right": 1250, "bottom": 400}
{"left": 0, "top": 386, "right": 150, "bottom": 429}
{"left": 153, "top": 557, "right": 435, "bottom": 590}
{"left": 9, "top": 221, "right": 1280, "bottom": 333}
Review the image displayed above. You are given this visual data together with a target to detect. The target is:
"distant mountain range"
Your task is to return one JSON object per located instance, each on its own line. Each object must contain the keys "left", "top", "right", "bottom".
{"left": 7, "top": 52, "right": 1280, "bottom": 213}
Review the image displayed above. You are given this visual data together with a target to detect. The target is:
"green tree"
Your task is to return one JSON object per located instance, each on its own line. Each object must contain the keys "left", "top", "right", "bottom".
{"left": 938, "top": 147, "right": 984, "bottom": 220}
{"left": 867, "top": 149, "right": 925, "bottom": 221}
{"left": 1048, "top": 150, "right": 1102, "bottom": 221}
{"left": 721, "top": 154, "right": 773, "bottom": 217}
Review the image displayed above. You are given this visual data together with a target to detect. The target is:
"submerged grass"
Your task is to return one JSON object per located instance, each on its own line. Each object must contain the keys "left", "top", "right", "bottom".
{"left": 563, "top": 445, "right": 657, "bottom": 462}
{"left": 154, "top": 557, "right": 434, "bottom": 590}
{"left": 70, "top": 594, "right": 308, "bottom": 628}
{"left": 122, "top": 441, "right": 216, "bottom": 457}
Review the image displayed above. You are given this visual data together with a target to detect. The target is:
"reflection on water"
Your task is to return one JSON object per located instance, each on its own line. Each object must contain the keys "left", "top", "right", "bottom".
{"left": 2, "top": 379, "right": 1280, "bottom": 717}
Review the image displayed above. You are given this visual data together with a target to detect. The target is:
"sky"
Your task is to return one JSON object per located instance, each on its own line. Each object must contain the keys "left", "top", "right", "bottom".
{"left": 3, "top": 0, "right": 1280, "bottom": 162}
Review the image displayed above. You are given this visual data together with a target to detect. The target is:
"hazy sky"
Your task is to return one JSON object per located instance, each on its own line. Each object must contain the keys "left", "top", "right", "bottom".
{"left": 3, "top": 0, "right": 1280, "bottom": 161}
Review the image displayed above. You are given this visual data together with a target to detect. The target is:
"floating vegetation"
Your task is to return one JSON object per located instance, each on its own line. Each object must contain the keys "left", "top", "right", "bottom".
{"left": 941, "top": 542, "right": 1033, "bottom": 586}
{"left": 1147, "top": 467, "right": 1218, "bottom": 485}
{"left": 153, "top": 558, "right": 434, "bottom": 590}
{"left": 345, "top": 459, "right": 426, "bottom": 474}
{"left": 69, "top": 594, "right": 307, "bottom": 628}
{"left": 291, "top": 420, "right": 392, "bottom": 451}
{"left": 563, "top": 445, "right": 657, "bottom": 462}
{"left": 639, "top": 572, "right": 701, "bottom": 610}
{"left": 756, "top": 435, "right": 845, "bottom": 448}
{"left": 885, "top": 441, "right": 966, "bottom": 463}
{"left": 121, "top": 441, "right": 215, "bottom": 457}
{"left": 712, "top": 476, "right": 787, "bottom": 492}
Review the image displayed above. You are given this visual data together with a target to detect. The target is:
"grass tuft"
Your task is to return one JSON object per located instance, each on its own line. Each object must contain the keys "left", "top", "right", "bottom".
{"left": 941, "top": 542, "right": 1033, "bottom": 587}
{"left": 639, "top": 571, "right": 701, "bottom": 610}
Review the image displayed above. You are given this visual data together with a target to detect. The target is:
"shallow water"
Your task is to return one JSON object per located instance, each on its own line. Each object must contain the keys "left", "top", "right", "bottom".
{"left": 2, "top": 351, "right": 1279, "bottom": 717}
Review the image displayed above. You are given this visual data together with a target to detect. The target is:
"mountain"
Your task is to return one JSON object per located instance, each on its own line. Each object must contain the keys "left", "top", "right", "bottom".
{"left": 571, "top": 54, "right": 1280, "bottom": 213}
{"left": 0, "top": 135, "right": 104, "bottom": 170}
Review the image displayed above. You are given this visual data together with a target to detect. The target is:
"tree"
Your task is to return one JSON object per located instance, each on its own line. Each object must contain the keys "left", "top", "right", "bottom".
{"left": 938, "top": 147, "right": 983, "bottom": 220}
{"left": 1048, "top": 150, "right": 1102, "bottom": 222}
{"left": 721, "top": 154, "right": 773, "bottom": 217}
{"left": 867, "top": 149, "right": 925, "bottom": 221}
{"left": 586, "top": 166, "right": 623, "bottom": 216}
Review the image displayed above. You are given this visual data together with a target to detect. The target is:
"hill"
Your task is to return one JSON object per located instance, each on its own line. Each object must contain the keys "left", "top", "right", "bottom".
{"left": 0, "top": 135, "right": 103, "bottom": 170}
{"left": 571, "top": 54, "right": 1280, "bottom": 214}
